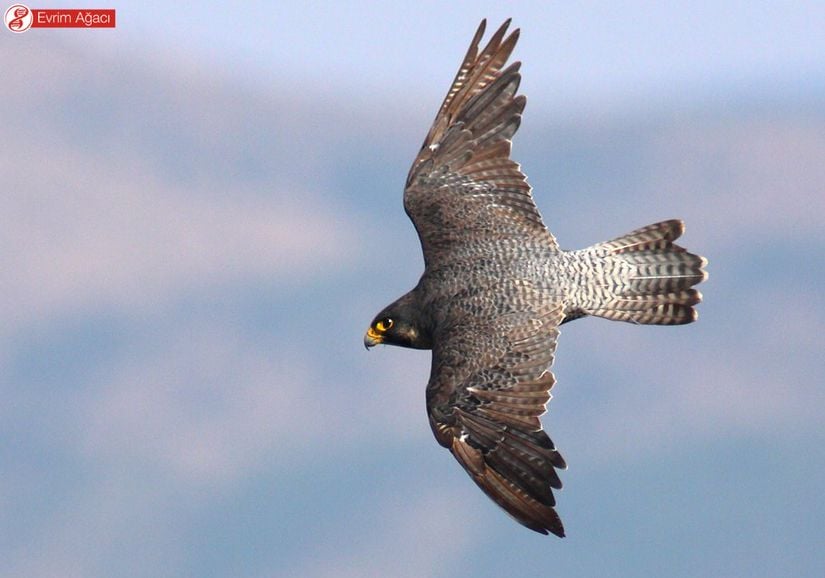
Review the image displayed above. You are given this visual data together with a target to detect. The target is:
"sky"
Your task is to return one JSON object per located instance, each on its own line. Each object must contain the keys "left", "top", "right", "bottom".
{"left": 2, "top": 2, "right": 824, "bottom": 577}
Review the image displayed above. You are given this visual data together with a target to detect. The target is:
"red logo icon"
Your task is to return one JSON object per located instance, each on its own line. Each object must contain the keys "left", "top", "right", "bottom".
{"left": 4, "top": 4, "right": 32, "bottom": 32}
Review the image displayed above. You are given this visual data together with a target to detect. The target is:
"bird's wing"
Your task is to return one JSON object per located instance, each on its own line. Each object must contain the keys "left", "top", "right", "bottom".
{"left": 404, "top": 19, "right": 557, "bottom": 268}
{"left": 426, "top": 284, "right": 567, "bottom": 536}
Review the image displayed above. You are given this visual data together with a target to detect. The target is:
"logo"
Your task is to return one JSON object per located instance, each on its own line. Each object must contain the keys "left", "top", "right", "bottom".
{"left": 4, "top": 4, "right": 32, "bottom": 32}
{"left": 4, "top": 4, "right": 115, "bottom": 32}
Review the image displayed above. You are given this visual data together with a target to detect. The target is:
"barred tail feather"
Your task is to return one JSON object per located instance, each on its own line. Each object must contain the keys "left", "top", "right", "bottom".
{"left": 588, "top": 220, "right": 707, "bottom": 325}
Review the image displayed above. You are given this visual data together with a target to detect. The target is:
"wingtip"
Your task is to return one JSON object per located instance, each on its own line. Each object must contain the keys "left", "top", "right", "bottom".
{"left": 499, "top": 18, "right": 518, "bottom": 35}
{"left": 492, "top": 17, "right": 516, "bottom": 42}
{"left": 474, "top": 19, "right": 487, "bottom": 41}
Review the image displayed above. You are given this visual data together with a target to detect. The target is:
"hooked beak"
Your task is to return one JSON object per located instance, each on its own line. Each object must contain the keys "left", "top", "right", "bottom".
{"left": 364, "top": 327, "right": 383, "bottom": 349}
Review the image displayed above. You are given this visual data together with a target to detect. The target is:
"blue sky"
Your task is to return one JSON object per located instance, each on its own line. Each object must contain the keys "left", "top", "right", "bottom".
{"left": 2, "top": 2, "right": 824, "bottom": 577}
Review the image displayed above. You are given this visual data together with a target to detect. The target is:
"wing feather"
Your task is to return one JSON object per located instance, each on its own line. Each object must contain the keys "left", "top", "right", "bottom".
{"left": 404, "top": 20, "right": 557, "bottom": 267}
{"left": 426, "top": 295, "right": 567, "bottom": 536}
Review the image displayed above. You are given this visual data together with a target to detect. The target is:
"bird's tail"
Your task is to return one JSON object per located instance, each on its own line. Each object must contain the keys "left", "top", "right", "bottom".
{"left": 579, "top": 219, "right": 707, "bottom": 325}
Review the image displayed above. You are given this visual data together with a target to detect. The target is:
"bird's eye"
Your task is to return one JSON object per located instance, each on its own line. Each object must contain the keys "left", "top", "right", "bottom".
{"left": 375, "top": 318, "right": 394, "bottom": 332}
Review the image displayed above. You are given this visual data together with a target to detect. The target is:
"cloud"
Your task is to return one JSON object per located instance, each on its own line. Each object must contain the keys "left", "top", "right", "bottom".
{"left": 645, "top": 115, "right": 825, "bottom": 242}
{"left": 79, "top": 323, "right": 318, "bottom": 484}
{"left": 0, "top": 315, "right": 452, "bottom": 578}
{"left": 72, "top": 312, "right": 435, "bottom": 485}
{"left": 285, "top": 485, "right": 480, "bottom": 578}
{"left": 3, "top": 141, "right": 356, "bottom": 316}
{"left": 2, "top": 465, "right": 197, "bottom": 578}
{"left": 0, "top": 42, "right": 362, "bottom": 342}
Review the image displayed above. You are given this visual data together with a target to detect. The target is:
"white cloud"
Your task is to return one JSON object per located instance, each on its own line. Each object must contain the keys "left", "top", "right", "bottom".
{"left": 645, "top": 117, "right": 825, "bottom": 243}
{"left": 0, "top": 317, "right": 461, "bottom": 578}
{"left": 285, "top": 485, "right": 480, "bottom": 578}
{"left": 79, "top": 323, "right": 326, "bottom": 485}
{"left": 71, "top": 313, "right": 431, "bottom": 486}
{"left": 1, "top": 36, "right": 366, "bottom": 346}
{"left": 0, "top": 132, "right": 360, "bottom": 336}
{"left": 2, "top": 473, "right": 184, "bottom": 578}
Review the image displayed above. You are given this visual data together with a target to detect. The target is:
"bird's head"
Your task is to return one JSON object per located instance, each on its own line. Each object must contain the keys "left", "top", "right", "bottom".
{"left": 364, "top": 295, "right": 432, "bottom": 350}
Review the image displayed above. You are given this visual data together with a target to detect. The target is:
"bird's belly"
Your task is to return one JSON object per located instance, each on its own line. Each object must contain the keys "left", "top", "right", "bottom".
{"left": 417, "top": 248, "right": 575, "bottom": 327}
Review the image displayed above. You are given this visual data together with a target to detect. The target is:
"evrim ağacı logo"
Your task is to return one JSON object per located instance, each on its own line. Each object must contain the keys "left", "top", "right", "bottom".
{"left": 4, "top": 4, "right": 116, "bottom": 32}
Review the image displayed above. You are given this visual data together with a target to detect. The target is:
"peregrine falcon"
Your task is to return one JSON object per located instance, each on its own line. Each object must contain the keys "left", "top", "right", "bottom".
{"left": 364, "top": 19, "right": 707, "bottom": 537}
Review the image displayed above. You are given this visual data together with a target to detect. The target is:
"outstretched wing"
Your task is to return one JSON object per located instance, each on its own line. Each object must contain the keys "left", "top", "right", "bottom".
{"left": 404, "top": 19, "right": 557, "bottom": 268}
{"left": 426, "top": 289, "right": 567, "bottom": 536}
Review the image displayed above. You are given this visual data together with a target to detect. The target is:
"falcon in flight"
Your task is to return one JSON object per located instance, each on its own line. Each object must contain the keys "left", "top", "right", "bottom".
{"left": 364, "top": 19, "right": 707, "bottom": 537}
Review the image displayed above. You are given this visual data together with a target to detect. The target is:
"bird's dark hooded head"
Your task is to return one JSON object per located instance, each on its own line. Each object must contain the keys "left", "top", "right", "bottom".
{"left": 364, "top": 291, "right": 432, "bottom": 350}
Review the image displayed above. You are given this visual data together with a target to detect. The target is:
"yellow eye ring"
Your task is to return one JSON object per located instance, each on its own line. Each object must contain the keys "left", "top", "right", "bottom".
{"left": 375, "top": 318, "right": 394, "bottom": 332}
